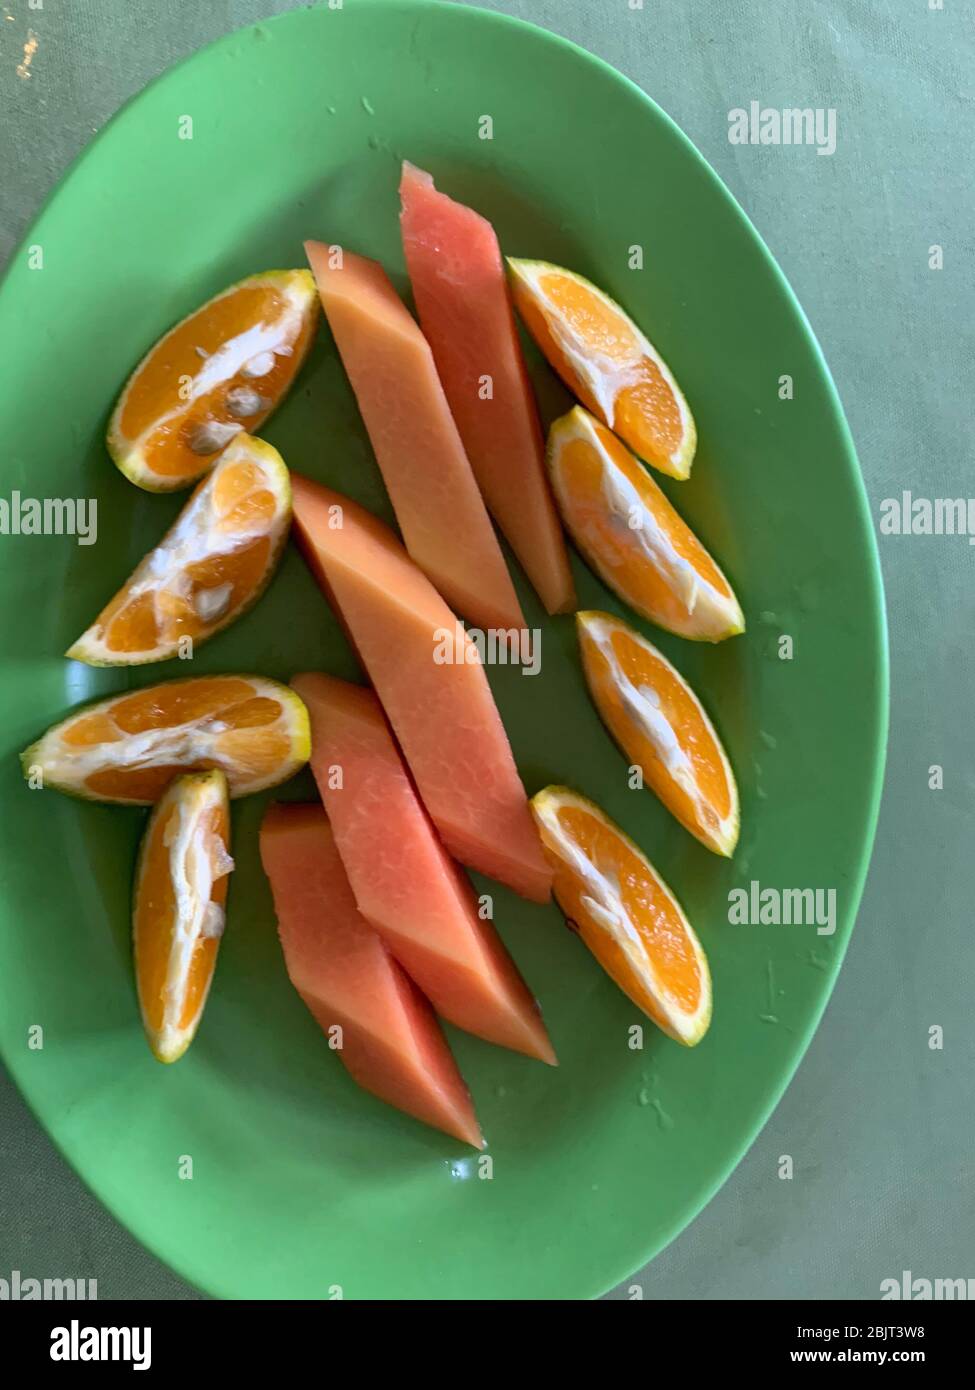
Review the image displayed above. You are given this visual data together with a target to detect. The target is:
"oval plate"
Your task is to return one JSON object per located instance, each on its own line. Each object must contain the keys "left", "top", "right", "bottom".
{"left": 0, "top": 0, "right": 887, "bottom": 1299}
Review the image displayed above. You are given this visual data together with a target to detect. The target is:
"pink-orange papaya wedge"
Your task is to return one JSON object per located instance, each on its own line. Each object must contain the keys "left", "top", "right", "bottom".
{"left": 260, "top": 802, "right": 483, "bottom": 1148}
{"left": 291, "top": 673, "right": 556, "bottom": 1065}
{"left": 305, "top": 240, "right": 525, "bottom": 632}
{"left": 399, "top": 162, "right": 575, "bottom": 615}
{"left": 290, "top": 473, "right": 552, "bottom": 904}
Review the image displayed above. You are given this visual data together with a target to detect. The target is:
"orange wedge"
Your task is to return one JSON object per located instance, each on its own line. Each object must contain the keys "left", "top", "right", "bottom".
{"left": 577, "top": 611, "right": 739, "bottom": 856}
{"left": 134, "top": 769, "right": 233, "bottom": 1062}
{"left": 548, "top": 407, "right": 744, "bottom": 641}
{"left": 108, "top": 270, "right": 318, "bottom": 491}
{"left": 21, "top": 675, "right": 310, "bottom": 803}
{"left": 531, "top": 787, "right": 711, "bottom": 1045}
{"left": 508, "top": 258, "right": 695, "bottom": 479}
{"left": 67, "top": 436, "right": 291, "bottom": 665}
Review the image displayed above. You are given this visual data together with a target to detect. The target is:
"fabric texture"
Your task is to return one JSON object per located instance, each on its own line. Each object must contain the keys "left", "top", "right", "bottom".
{"left": 1, "top": 0, "right": 971, "bottom": 1300}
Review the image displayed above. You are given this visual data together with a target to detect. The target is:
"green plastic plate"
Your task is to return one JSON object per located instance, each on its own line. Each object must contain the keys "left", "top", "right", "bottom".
{"left": 0, "top": 0, "right": 887, "bottom": 1299}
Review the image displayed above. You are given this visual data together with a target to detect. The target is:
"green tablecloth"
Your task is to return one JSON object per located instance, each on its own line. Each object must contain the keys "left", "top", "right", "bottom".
{"left": 1, "top": 0, "right": 971, "bottom": 1300}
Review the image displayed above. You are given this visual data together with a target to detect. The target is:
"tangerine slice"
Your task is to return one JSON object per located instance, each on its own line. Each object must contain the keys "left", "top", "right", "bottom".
{"left": 508, "top": 258, "right": 696, "bottom": 479}
{"left": 577, "top": 611, "right": 739, "bottom": 856}
{"left": 548, "top": 406, "right": 744, "bottom": 641}
{"left": 108, "top": 269, "right": 318, "bottom": 491}
{"left": 531, "top": 786, "right": 712, "bottom": 1045}
{"left": 20, "top": 675, "right": 310, "bottom": 803}
{"left": 67, "top": 436, "right": 291, "bottom": 665}
{"left": 134, "top": 769, "right": 233, "bottom": 1062}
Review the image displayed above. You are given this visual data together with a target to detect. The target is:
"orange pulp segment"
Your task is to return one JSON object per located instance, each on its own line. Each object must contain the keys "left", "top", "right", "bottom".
{"left": 530, "top": 786, "right": 711, "bottom": 1045}
{"left": 21, "top": 675, "right": 310, "bottom": 803}
{"left": 108, "top": 270, "right": 318, "bottom": 491}
{"left": 67, "top": 435, "right": 291, "bottom": 665}
{"left": 576, "top": 611, "right": 739, "bottom": 856}
{"left": 508, "top": 258, "right": 695, "bottom": 479}
{"left": 134, "top": 768, "right": 233, "bottom": 1062}
{"left": 548, "top": 406, "right": 744, "bottom": 641}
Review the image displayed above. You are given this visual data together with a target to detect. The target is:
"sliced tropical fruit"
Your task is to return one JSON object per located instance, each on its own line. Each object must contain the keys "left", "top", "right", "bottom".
{"left": 260, "top": 802, "right": 483, "bottom": 1148}
{"left": 21, "top": 675, "right": 310, "bottom": 804}
{"left": 577, "top": 611, "right": 739, "bottom": 856}
{"left": 399, "top": 163, "right": 575, "bottom": 615}
{"left": 531, "top": 786, "right": 712, "bottom": 1046}
{"left": 67, "top": 436, "right": 291, "bottom": 666}
{"left": 304, "top": 240, "right": 525, "bottom": 632}
{"left": 108, "top": 269, "right": 318, "bottom": 492}
{"left": 508, "top": 257, "right": 696, "bottom": 479}
{"left": 292, "top": 673, "right": 555, "bottom": 1064}
{"left": 548, "top": 406, "right": 744, "bottom": 641}
{"left": 134, "top": 769, "right": 233, "bottom": 1063}
{"left": 290, "top": 473, "right": 551, "bottom": 903}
